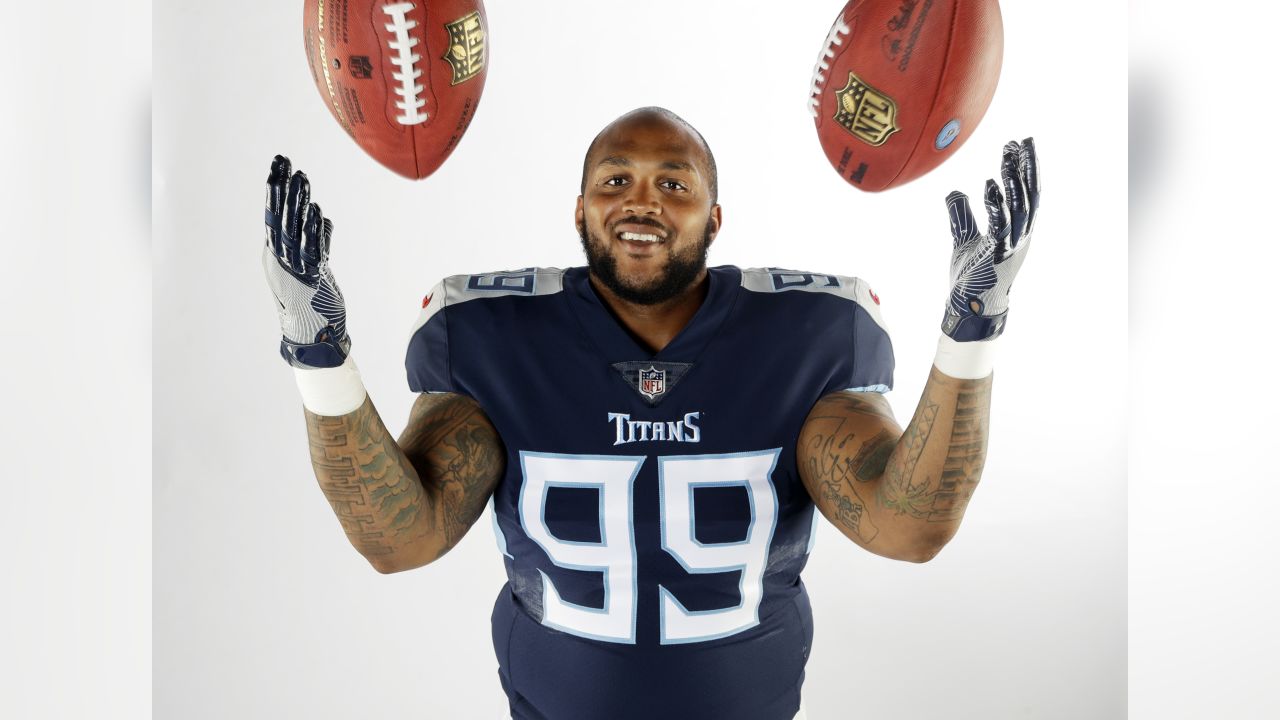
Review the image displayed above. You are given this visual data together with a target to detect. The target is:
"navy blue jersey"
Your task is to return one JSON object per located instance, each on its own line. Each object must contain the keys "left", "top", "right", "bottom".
{"left": 406, "top": 265, "right": 893, "bottom": 720}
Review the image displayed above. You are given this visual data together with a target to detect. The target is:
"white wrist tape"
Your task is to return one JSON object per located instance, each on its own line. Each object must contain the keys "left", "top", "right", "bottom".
{"left": 933, "top": 334, "right": 999, "bottom": 380}
{"left": 292, "top": 356, "right": 368, "bottom": 416}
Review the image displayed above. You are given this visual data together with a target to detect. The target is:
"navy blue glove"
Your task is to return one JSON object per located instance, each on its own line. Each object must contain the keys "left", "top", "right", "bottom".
{"left": 941, "top": 138, "right": 1040, "bottom": 342}
{"left": 262, "top": 155, "right": 351, "bottom": 368}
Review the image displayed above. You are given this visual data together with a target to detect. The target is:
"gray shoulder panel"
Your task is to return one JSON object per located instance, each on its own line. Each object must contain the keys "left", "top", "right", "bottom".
{"left": 739, "top": 267, "right": 889, "bottom": 333}
{"left": 409, "top": 267, "right": 566, "bottom": 336}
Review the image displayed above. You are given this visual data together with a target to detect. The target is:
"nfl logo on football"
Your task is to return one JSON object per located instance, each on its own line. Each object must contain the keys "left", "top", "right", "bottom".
{"left": 639, "top": 367, "right": 666, "bottom": 400}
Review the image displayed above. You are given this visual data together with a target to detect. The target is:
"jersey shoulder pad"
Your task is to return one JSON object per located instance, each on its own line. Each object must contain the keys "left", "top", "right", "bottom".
{"left": 410, "top": 267, "right": 567, "bottom": 334}
{"left": 739, "top": 267, "right": 888, "bottom": 331}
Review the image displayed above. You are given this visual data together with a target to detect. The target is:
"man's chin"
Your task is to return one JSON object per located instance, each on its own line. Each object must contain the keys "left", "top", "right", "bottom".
{"left": 581, "top": 227, "right": 707, "bottom": 306}
{"left": 611, "top": 260, "right": 666, "bottom": 285}
{"left": 612, "top": 275, "right": 666, "bottom": 299}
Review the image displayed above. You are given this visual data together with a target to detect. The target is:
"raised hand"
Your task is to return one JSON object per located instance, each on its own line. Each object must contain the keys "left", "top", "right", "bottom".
{"left": 262, "top": 155, "right": 352, "bottom": 368}
{"left": 941, "top": 138, "right": 1040, "bottom": 342}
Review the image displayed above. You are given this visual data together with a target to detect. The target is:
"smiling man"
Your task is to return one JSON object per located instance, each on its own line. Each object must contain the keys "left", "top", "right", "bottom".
{"left": 577, "top": 108, "right": 721, "bottom": 318}
{"left": 262, "top": 107, "right": 1040, "bottom": 720}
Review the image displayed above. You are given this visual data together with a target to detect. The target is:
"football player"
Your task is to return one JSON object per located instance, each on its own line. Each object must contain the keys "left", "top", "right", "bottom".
{"left": 262, "top": 107, "right": 1039, "bottom": 720}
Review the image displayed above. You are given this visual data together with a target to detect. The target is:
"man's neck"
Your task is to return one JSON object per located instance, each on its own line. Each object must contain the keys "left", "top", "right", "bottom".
{"left": 588, "top": 270, "right": 710, "bottom": 354}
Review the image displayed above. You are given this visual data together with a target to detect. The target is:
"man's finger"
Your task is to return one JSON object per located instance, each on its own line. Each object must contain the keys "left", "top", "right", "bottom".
{"left": 1020, "top": 137, "right": 1039, "bottom": 234}
{"left": 284, "top": 171, "right": 310, "bottom": 241}
{"left": 268, "top": 154, "right": 290, "bottom": 187}
{"left": 1020, "top": 138, "right": 1039, "bottom": 198}
{"left": 265, "top": 155, "right": 291, "bottom": 254}
{"left": 302, "top": 202, "right": 325, "bottom": 268}
{"left": 1000, "top": 141, "right": 1026, "bottom": 245}
{"left": 983, "top": 179, "right": 1012, "bottom": 261}
{"left": 321, "top": 218, "right": 334, "bottom": 261}
{"left": 983, "top": 178, "right": 1007, "bottom": 238}
{"left": 945, "top": 190, "right": 980, "bottom": 248}
{"left": 283, "top": 172, "right": 310, "bottom": 273}
{"left": 267, "top": 155, "right": 290, "bottom": 209}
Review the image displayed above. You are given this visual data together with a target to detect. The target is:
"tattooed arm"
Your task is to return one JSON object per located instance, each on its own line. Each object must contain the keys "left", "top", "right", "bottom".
{"left": 305, "top": 392, "right": 505, "bottom": 574}
{"left": 797, "top": 138, "right": 1039, "bottom": 561}
{"left": 796, "top": 368, "right": 991, "bottom": 563}
{"left": 260, "top": 158, "right": 505, "bottom": 573}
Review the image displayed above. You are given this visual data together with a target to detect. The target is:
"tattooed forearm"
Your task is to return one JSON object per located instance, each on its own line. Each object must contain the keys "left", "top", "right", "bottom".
{"left": 929, "top": 380, "right": 991, "bottom": 521}
{"left": 879, "top": 368, "right": 991, "bottom": 522}
{"left": 307, "top": 397, "right": 431, "bottom": 558}
{"left": 878, "top": 396, "right": 940, "bottom": 519}
{"left": 798, "top": 367, "right": 994, "bottom": 559}
{"left": 303, "top": 392, "right": 505, "bottom": 570}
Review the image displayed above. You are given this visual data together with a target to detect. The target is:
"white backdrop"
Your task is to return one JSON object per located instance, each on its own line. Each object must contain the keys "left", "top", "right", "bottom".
{"left": 154, "top": 2, "right": 1125, "bottom": 718}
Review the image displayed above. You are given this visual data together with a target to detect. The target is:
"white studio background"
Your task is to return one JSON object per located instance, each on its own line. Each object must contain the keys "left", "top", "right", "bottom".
{"left": 154, "top": 2, "right": 1124, "bottom": 719}
{"left": 1128, "top": 1, "right": 1280, "bottom": 718}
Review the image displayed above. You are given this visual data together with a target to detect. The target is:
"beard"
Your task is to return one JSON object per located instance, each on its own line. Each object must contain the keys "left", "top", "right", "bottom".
{"left": 578, "top": 217, "right": 715, "bottom": 306}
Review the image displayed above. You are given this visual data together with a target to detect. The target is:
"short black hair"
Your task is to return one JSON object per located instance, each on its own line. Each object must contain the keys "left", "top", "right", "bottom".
{"left": 580, "top": 107, "right": 718, "bottom": 203}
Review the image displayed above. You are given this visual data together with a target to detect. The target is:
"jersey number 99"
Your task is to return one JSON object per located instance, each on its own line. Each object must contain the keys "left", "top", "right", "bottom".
{"left": 518, "top": 449, "right": 781, "bottom": 645}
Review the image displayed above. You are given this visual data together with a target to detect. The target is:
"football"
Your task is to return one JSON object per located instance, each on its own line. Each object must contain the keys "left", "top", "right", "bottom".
{"left": 808, "top": 0, "right": 1003, "bottom": 192}
{"left": 302, "top": 0, "right": 489, "bottom": 180}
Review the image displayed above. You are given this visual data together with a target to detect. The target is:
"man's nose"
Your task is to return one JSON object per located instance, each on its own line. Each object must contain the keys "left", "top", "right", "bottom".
{"left": 622, "top": 183, "right": 662, "bottom": 216}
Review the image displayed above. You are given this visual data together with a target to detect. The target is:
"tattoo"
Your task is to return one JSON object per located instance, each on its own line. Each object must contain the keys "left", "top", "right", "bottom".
{"left": 307, "top": 398, "right": 429, "bottom": 557}
{"left": 800, "top": 367, "right": 993, "bottom": 553}
{"left": 931, "top": 381, "right": 991, "bottom": 521}
{"left": 878, "top": 396, "right": 940, "bottom": 519}
{"left": 877, "top": 368, "right": 992, "bottom": 522}
{"left": 797, "top": 393, "right": 901, "bottom": 543}
{"left": 304, "top": 393, "right": 504, "bottom": 565}
{"left": 398, "top": 393, "right": 505, "bottom": 554}
{"left": 851, "top": 429, "right": 895, "bottom": 482}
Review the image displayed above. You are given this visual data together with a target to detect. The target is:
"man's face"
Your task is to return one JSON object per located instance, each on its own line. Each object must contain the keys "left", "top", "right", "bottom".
{"left": 576, "top": 116, "right": 721, "bottom": 305}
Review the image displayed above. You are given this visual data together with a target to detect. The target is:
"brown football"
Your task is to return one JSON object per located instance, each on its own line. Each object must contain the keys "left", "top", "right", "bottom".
{"left": 302, "top": 0, "right": 489, "bottom": 180}
{"left": 808, "top": 0, "right": 1003, "bottom": 192}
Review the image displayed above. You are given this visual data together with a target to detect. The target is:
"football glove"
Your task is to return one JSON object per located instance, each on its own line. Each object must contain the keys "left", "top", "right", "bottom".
{"left": 262, "top": 155, "right": 351, "bottom": 368}
{"left": 941, "top": 138, "right": 1040, "bottom": 342}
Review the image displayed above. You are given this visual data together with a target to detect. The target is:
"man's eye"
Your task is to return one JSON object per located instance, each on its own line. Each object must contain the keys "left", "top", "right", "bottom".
{"left": 603, "top": 177, "right": 628, "bottom": 187}
{"left": 662, "top": 180, "right": 688, "bottom": 191}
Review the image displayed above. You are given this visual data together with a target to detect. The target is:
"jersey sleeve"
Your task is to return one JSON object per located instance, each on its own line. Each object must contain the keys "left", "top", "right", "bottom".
{"left": 845, "top": 277, "right": 895, "bottom": 393}
{"left": 404, "top": 278, "right": 458, "bottom": 394}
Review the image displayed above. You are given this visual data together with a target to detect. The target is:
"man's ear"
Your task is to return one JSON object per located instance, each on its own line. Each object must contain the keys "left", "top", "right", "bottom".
{"left": 707, "top": 204, "right": 723, "bottom": 245}
{"left": 575, "top": 195, "right": 585, "bottom": 234}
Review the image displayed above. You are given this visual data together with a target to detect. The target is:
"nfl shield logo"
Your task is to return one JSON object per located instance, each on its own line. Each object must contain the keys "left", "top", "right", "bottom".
{"left": 834, "top": 71, "right": 899, "bottom": 147}
{"left": 639, "top": 366, "right": 666, "bottom": 401}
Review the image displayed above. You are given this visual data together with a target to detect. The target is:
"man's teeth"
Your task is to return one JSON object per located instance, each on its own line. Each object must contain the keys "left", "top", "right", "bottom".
{"left": 620, "top": 232, "right": 661, "bottom": 243}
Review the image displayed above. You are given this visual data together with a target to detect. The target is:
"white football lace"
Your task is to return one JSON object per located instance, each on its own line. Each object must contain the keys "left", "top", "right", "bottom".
{"left": 382, "top": 2, "right": 429, "bottom": 125}
{"left": 807, "top": 15, "right": 851, "bottom": 118}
